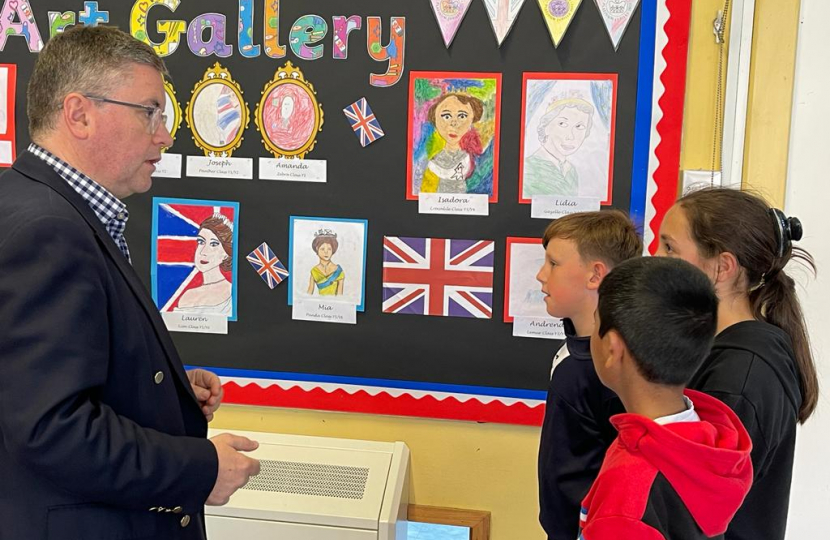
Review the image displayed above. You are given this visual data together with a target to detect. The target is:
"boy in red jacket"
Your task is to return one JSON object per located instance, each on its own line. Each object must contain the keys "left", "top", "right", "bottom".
{"left": 581, "top": 257, "right": 753, "bottom": 539}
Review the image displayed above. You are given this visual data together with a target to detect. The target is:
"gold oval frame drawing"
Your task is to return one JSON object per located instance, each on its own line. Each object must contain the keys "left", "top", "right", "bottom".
{"left": 162, "top": 78, "right": 182, "bottom": 146}
{"left": 254, "top": 61, "right": 324, "bottom": 159}
{"left": 185, "top": 63, "right": 250, "bottom": 157}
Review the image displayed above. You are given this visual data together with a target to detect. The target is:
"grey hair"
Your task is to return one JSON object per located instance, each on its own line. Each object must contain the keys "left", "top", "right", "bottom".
{"left": 28, "top": 25, "right": 168, "bottom": 139}
{"left": 537, "top": 101, "right": 595, "bottom": 143}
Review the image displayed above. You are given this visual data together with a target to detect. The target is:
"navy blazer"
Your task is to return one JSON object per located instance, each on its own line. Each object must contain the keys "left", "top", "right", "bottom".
{"left": 0, "top": 152, "right": 218, "bottom": 540}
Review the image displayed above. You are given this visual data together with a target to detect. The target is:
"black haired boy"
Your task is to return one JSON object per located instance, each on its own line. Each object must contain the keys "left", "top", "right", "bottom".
{"left": 580, "top": 257, "right": 753, "bottom": 539}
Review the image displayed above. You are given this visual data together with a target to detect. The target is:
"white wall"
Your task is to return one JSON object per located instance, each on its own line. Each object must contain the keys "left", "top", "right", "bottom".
{"left": 785, "top": 0, "right": 830, "bottom": 535}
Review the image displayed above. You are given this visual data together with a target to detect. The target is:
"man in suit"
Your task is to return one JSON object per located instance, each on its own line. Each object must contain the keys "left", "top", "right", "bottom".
{"left": 0, "top": 26, "right": 260, "bottom": 540}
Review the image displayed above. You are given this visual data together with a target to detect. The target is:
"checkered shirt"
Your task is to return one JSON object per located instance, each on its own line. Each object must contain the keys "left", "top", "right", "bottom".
{"left": 28, "top": 143, "right": 131, "bottom": 263}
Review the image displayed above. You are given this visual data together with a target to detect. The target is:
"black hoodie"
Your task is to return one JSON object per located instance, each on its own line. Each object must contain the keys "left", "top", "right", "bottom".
{"left": 538, "top": 319, "right": 624, "bottom": 540}
{"left": 689, "top": 320, "right": 802, "bottom": 540}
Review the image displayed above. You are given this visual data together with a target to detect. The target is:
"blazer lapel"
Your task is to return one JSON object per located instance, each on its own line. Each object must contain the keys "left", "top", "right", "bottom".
{"left": 12, "top": 152, "right": 199, "bottom": 402}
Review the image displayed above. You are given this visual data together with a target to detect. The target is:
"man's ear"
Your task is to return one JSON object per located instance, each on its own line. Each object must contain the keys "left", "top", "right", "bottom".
{"left": 61, "top": 93, "right": 93, "bottom": 140}
{"left": 586, "top": 260, "right": 609, "bottom": 291}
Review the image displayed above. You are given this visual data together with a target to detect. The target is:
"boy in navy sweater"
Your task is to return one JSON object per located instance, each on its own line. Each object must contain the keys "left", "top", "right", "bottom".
{"left": 535, "top": 211, "right": 641, "bottom": 540}
{"left": 581, "top": 257, "right": 752, "bottom": 539}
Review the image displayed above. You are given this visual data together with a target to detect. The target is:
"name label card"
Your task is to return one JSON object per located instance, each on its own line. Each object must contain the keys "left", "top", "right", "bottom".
{"left": 418, "top": 193, "right": 489, "bottom": 216}
{"left": 0, "top": 141, "right": 12, "bottom": 165}
{"left": 531, "top": 196, "right": 601, "bottom": 219}
{"left": 162, "top": 312, "right": 228, "bottom": 334}
{"left": 513, "top": 316, "right": 565, "bottom": 340}
{"left": 259, "top": 158, "right": 327, "bottom": 182}
{"left": 292, "top": 299, "right": 357, "bottom": 325}
{"left": 186, "top": 156, "right": 254, "bottom": 179}
{"left": 153, "top": 153, "right": 182, "bottom": 178}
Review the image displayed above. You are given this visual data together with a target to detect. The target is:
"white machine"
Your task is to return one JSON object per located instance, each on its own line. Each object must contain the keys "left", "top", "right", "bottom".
{"left": 205, "top": 430, "right": 410, "bottom": 540}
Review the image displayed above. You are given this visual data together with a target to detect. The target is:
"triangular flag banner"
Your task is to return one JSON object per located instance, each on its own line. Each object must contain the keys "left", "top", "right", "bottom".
{"left": 537, "top": 0, "right": 583, "bottom": 48}
{"left": 482, "top": 0, "right": 528, "bottom": 47}
{"left": 430, "top": 0, "right": 475, "bottom": 48}
{"left": 595, "top": 0, "right": 640, "bottom": 50}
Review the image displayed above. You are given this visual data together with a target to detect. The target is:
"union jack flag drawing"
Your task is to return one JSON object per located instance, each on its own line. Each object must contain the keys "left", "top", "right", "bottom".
{"left": 343, "top": 97, "right": 384, "bottom": 147}
{"left": 247, "top": 242, "right": 288, "bottom": 289}
{"left": 382, "top": 236, "right": 494, "bottom": 319}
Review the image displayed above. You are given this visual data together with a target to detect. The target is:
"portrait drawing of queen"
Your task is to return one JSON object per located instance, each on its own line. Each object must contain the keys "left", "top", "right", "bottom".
{"left": 523, "top": 91, "right": 595, "bottom": 198}
{"left": 175, "top": 214, "right": 234, "bottom": 315}
{"left": 307, "top": 229, "right": 345, "bottom": 296}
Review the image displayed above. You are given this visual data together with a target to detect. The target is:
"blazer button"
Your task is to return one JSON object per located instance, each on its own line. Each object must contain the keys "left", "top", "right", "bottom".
{"left": 154, "top": 371, "right": 164, "bottom": 384}
{"left": 180, "top": 515, "right": 191, "bottom": 527}
{"left": 172, "top": 506, "right": 183, "bottom": 514}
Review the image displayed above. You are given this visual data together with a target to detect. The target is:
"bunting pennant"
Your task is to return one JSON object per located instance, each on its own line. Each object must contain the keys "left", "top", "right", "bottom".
{"left": 429, "top": 0, "right": 475, "bottom": 48}
{"left": 595, "top": 0, "right": 640, "bottom": 50}
{"left": 482, "top": 0, "right": 528, "bottom": 47}
{"left": 537, "top": 0, "right": 583, "bottom": 48}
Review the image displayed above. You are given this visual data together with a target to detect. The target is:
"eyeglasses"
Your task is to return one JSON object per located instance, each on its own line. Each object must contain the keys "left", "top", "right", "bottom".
{"left": 83, "top": 95, "right": 168, "bottom": 134}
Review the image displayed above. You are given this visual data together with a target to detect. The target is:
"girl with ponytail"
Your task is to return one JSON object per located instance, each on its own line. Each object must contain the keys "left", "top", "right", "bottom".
{"left": 657, "top": 187, "right": 818, "bottom": 540}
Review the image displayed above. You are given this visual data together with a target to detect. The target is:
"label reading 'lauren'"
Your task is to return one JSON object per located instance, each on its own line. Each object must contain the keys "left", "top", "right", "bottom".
{"left": 292, "top": 299, "right": 357, "bottom": 325}
{"left": 418, "top": 193, "right": 489, "bottom": 216}
{"left": 186, "top": 156, "right": 254, "bottom": 179}
{"left": 513, "top": 316, "right": 565, "bottom": 340}
{"left": 161, "top": 312, "right": 228, "bottom": 335}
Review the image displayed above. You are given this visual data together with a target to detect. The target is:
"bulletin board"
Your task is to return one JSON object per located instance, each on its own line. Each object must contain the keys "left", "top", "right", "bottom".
{"left": 0, "top": 0, "right": 690, "bottom": 425}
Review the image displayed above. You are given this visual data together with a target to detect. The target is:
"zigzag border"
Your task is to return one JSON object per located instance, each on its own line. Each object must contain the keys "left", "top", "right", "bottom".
{"left": 223, "top": 378, "right": 546, "bottom": 426}
{"left": 644, "top": 0, "right": 693, "bottom": 253}
{"left": 220, "top": 0, "right": 693, "bottom": 426}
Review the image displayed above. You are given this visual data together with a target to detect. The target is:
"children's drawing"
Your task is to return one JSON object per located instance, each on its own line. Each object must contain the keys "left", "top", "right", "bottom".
{"left": 247, "top": 242, "right": 288, "bottom": 289}
{"left": 238, "top": 0, "right": 261, "bottom": 57}
{"left": 332, "top": 15, "right": 361, "bottom": 59}
{"left": 407, "top": 71, "right": 502, "bottom": 202}
{"left": 0, "top": 64, "right": 16, "bottom": 166}
{"left": 0, "top": 66, "right": 8, "bottom": 135}
{"left": 0, "top": 0, "right": 44, "bottom": 52}
{"left": 429, "top": 0, "right": 474, "bottom": 48}
{"left": 308, "top": 230, "right": 345, "bottom": 296}
{"left": 163, "top": 78, "right": 182, "bottom": 144}
{"left": 48, "top": 11, "right": 75, "bottom": 38}
{"left": 78, "top": 2, "right": 109, "bottom": 26}
{"left": 595, "top": 0, "right": 640, "bottom": 50}
{"left": 187, "top": 13, "right": 232, "bottom": 57}
{"left": 382, "top": 236, "right": 494, "bottom": 319}
{"left": 537, "top": 0, "right": 583, "bottom": 48}
{"left": 519, "top": 73, "right": 617, "bottom": 204}
{"left": 289, "top": 14, "right": 328, "bottom": 60}
{"left": 151, "top": 198, "right": 240, "bottom": 321}
{"left": 254, "top": 62, "right": 323, "bottom": 159}
{"left": 504, "top": 237, "right": 553, "bottom": 322}
{"left": 366, "top": 16, "right": 406, "bottom": 87}
{"left": 185, "top": 63, "right": 249, "bottom": 157}
{"left": 288, "top": 217, "right": 368, "bottom": 311}
{"left": 482, "top": 0, "right": 527, "bottom": 46}
{"left": 343, "top": 97, "right": 384, "bottom": 147}
{"left": 130, "top": 0, "right": 186, "bottom": 57}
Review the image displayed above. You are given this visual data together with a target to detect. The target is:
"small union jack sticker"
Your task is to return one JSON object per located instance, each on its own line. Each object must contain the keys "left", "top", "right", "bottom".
{"left": 246, "top": 242, "right": 288, "bottom": 289}
{"left": 343, "top": 97, "right": 385, "bottom": 147}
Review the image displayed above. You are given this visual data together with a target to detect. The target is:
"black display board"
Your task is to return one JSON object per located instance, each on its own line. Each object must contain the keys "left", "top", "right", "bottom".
{"left": 1, "top": 0, "right": 642, "bottom": 403}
